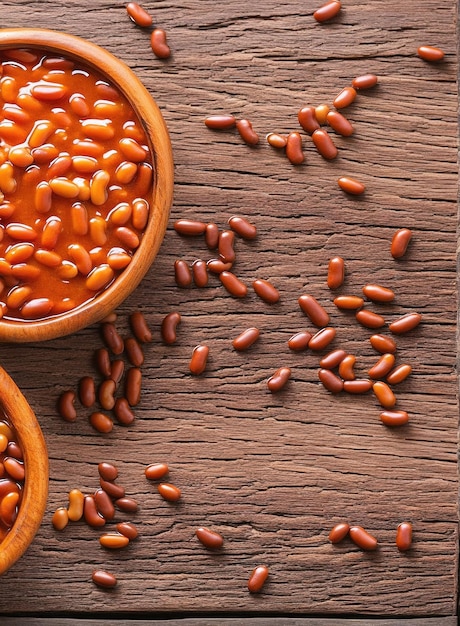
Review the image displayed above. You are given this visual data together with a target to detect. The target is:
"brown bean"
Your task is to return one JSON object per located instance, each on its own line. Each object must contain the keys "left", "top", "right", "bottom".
{"left": 326, "top": 110, "right": 354, "bottom": 136}
{"left": 3, "top": 458, "right": 24, "bottom": 482}
{"left": 267, "top": 367, "right": 291, "bottom": 392}
{"left": 266, "top": 132, "right": 287, "bottom": 148}
{"left": 417, "top": 45, "right": 445, "bottom": 62}
{"left": 309, "top": 327, "right": 336, "bottom": 351}
{"left": 315, "top": 104, "right": 330, "bottom": 124}
{"left": 67, "top": 488, "right": 85, "bottom": 522}
{"left": 98, "top": 379, "right": 116, "bottom": 411}
{"left": 228, "top": 215, "right": 257, "bottom": 240}
{"left": 396, "top": 521, "right": 413, "bottom": 551}
{"left": 343, "top": 379, "right": 372, "bottom": 394}
{"left": 312, "top": 129, "right": 337, "bottom": 160}
{"left": 192, "top": 260, "right": 209, "bottom": 287}
{"left": 319, "top": 349, "right": 347, "bottom": 369}
{"left": 247, "top": 565, "right": 269, "bottom": 593}
{"left": 52, "top": 507, "right": 69, "bottom": 531}
{"left": 90, "top": 412, "right": 113, "bottom": 434}
{"left": 189, "top": 345, "right": 209, "bottom": 375}
{"left": 205, "top": 222, "right": 220, "bottom": 249}
{"left": 362, "top": 284, "right": 395, "bottom": 303}
{"left": 355, "top": 309, "right": 385, "bottom": 329}
{"left": 158, "top": 483, "right": 181, "bottom": 502}
{"left": 298, "top": 294, "right": 330, "bottom": 327}
{"left": 318, "top": 368, "right": 343, "bottom": 394}
{"left": 220, "top": 271, "right": 247, "bottom": 298}
{"left": 207, "top": 258, "right": 233, "bottom": 274}
{"left": 333, "top": 86, "right": 357, "bottom": 109}
{"left": 117, "top": 522, "right": 139, "bottom": 540}
{"left": 98, "top": 462, "right": 118, "bottom": 481}
{"left": 218, "top": 230, "right": 236, "bottom": 263}
{"left": 83, "top": 495, "right": 106, "bottom": 527}
{"left": 101, "top": 322, "right": 124, "bottom": 355}
{"left": 232, "top": 327, "right": 260, "bottom": 351}
{"left": 313, "top": 0, "right": 341, "bottom": 22}
{"left": 115, "top": 497, "right": 138, "bottom": 512}
{"left": 368, "top": 353, "right": 396, "bottom": 379}
{"left": 297, "top": 106, "right": 320, "bottom": 134}
{"left": 285, "top": 132, "right": 305, "bottom": 165}
{"left": 126, "top": 2, "right": 153, "bottom": 26}
{"left": 204, "top": 115, "right": 236, "bottom": 130}
{"left": 94, "top": 488, "right": 115, "bottom": 521}
{"left": 145, "top": 463, "right": 169, "bottom": 481}
{"left": 380, "top": 410, "right": 409, "bottom": 427}
{"left": 328, "top": 522, "right": 350, "bottom": 543}
{"left": 125, "top": 367, "right": 142, "bottom": 406}
{"left": 389, "top": 312, "right": 422, "bottom": 335}
{"left": 124, "top": 337, "right": 144, "bottom": 367}
{"left": 369, "top": 334, "right": 397, "bottom": 354}
{"left": 253, "top": 278, "right": 280, "bottom": 304}
{"left": 110, "top": 359, "right": 125, "bottom": 386}
{"left": 78, "top": 376, "right": 95, "bottom": 407}
{"left": 373, "top": 381, "right": 396, "bottom": 408}
{"left": 352, "top": 74, "right": 378, "bottom": 90}
{"left": 390, "top": 228, "right": 412, "bottom": 259}
{"left": 349, "top": 526, "right": 378, "bottom": 551}
{"left": 338, "top": 355, "right": 356, "bottom": 381}
{"left": 58, "top": 390, "right": 77, "bottom": 422}
{"left": 151, "top": 28, "right": 171, "bottom": 59}
{"left": 288, "top": 331, "right": 312, "bottom": 351}
{"left": 338, "top": 176, "right": 365, "bottom": 195}
{"left": 161, "top": 311, "right": 181, "bottom": 344}
{"left": 174, "top": 259, "right": 192, "bottom": 287}
{"left": 100, "top": 478, "right": 125, "bottom": 500}
{"left": 327, "top": 256, "right": 345, "bottom": 289}
{"left": 113, "top": 398, "right": 135, "bottom": 426}
{"left": 92, "top": 569, "right": 117, "bottom": 589}
{"left": 195, "top": 527, "right": 224, "bottom": 550}
{"left": 129, "top": 310, "right": 152, "bottom": 343}
{"left": 386, "top": 364, "right": 412, "bottom": 385}
{"left": 174, "top": 219, "right": 207, "bottom": 236}
{"left": 236, "top": 119, "right": 259, "bottom": 145}
{"left": 333, "top": 295, "right": 364, "bottom": 310}
{"left": 100, "top": 533, "right": 130, "bottom": 549}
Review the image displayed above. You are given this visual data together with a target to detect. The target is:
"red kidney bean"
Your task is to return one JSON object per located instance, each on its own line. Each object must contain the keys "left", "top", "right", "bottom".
{"left": 90, "top": 411, "right": 113, "bottom": 434}
{"left": 205, "top": 222, "right": 220, "bottom": 249}
{"left": 368, "top": 353, "right": 395, "bottom": 379}
{"left": 373, "top": 381, "right": 396, "bottom": 408}
{"left": 101, "top": 322, "right": 124, "bottom": 355}
{"left": 298, "top": 106, "right": 320, "bottom": 134}
{"left": 285, "top": 132, "right": 305, "bottom": 165}
{"left": 369, "top": 334, "right": 397, "bottom": 354}
{"left": 52, "top": 507, "right": 69, "bottom": 531}
{"left": 192, "top": 260, "right": 208, "bottom": 288}
{"left": 253, "top": 279, "right": 280, "bottom": 304}
{"left": 115, "top": 497, "right": 138, "bottom": 513}
{"left": 351, "top": 74, "right": 378, "bottom": 90}
{"left": 232, "top": 327, "right": 260, "bottom": 351}
{"left": 174, "top": 219, "right": 207, "bottom": 236}
{"left": 356, "top": 309, "right": 385, "bottom": 329}
{"left": 315, "top": 104, "right": 330, "bottom": 124}
{"left": 298, "top": 294, "right": 330, "bottom": 327}
{"left": 326, "top": 110, "right": 354, "bottom": 136}
{"left": 84, "top": 495, "right": 106, "bottom": 527}
{"left": 333, "top": 86, "right": 357, "bottom": 109}
{"left": 349, "top": 526, "right": 378, "bottom": 551}
{"left": 110, "top": 359, "right": 125, "bottom": 386}
{"left": 218, "top": 230, "right": 236, "bottom": 263}
{"left": 338, "top": 354, "right": 356, "bottom": 381}
{"left": 100, "top": 478, "right": 125, "bottom": 500}
{"left": 204, "top": 114, "right": 236, "bottom": 130}
{"left": 125, "top": 367, "right": 142, "bottom": 406}
{"left": 113, "top": 398, "right": 135, "bottom": 426}
{"left": 158, "top": 483, "right": 181, "bottom": 502}
{"left": 313, "top": 0, "right": 341, "bottom": 22}
{"left": 95, "top": 348, "right": 112, "bottom": 377}
{"left": 318, "top": 368, "right": 343, "bottom": 393}
{"left": 58, "top": 390, "right": 77, "bottom": 422}
{"left": 288, "top": 331, "right": 312, "bottom": 351}
{"left": 333, "top": 295, "right": 364, "bottom": 310}
{"left": 309, "top": 327, "right": 336, "bottom": 351}
{"left": 207, "top": 258, "right": 233, "bottom": 274}
{"left": 189, "top": 345, "right": 209, "bottom": 375}
{"left": 124, "top": 337, "right": 144, "bottom": 367}
{"left": 78, "top": 376, "right": 95, "bottom": 408}
{"left": 126, "top": 2, "right": 152, "bottom": 27}
{"left": 391, "top": 228, "right": 412, "bottom": 259}
{"left": 396, "top": 521, "right": 413, "bottom": 551}
{"left": 100, "top": 533, "right": 130, "bottom": 549}
{"left": 267, "top": 367, "right": 291, "bottom": 392}
{"left": 328, "top": 522, "right": 350, "bottom": 543}
{"left": 98, "top": 462, "right": 118, "bottom": 481}
{"left": 145, "top": 463, "right": 169, "bottom": 481}
{"left": 327, "top": 256, "right": 345, "bottom": 289}
{"left": 228, "top": 215, "right": 257, "bottom": 240}
{"left": 94, "top": 488, "right": 115, "bottom": 521}
{"left": 220, "top": 271, "right": 247, "bottom": 298}
{"left": 236, "top": 119, "right": 259, "bottom": 145}
{"left": 151, "top": 28, "right": 171, "bottom": 59}
{"left": 174, "top": 259, "right": 192, "bottom": 287}
{"left": 67, "top": 489, "right": 85, "bottom": 522}
{"left": 129, "top": 310, "right": 152, "bottom": 343}
{"left": 380, "top": 409, "right": 409, "bottom": 427}
{"left": 389, "top": 312, "right": 422, "bottom": 335}
{"left": 338, "top": 176, "right": 365, "bottom": 195}
{"left": 117, "top": 522, "right": 139, "bottom": 540}
{"left": 343, "top": 379, "right": 372, "bottom": 394}
{"left": 161, "top": 311, "right": 181, "bottom": 344}
{"left": 195, "top": 527, "right": 224, "bottom": 549}
{"left": 92, "top": 569, "right": 117, "bottom": 589}
{"left": 98, "top": 379, "right": 116, "bottom": 411}
{"left": 417, "top": 45, "right": 445, "bottom": 62}
{"left": 362, "top": 284, "right": 395, "bottom": 303}
{"left": 266, "top": 132, "right": 287, "bottom": 148}
{"left": 312, "top": 129, "right": 337, "bottom": 160}
{"left": 247, "top": 565, "right": 269, "bottom": 593}
{"left": 319, "top": 348, "right": 347, "bottom": 369}
{"left": 386, "top": 364, "right": 412, "bottom": 385}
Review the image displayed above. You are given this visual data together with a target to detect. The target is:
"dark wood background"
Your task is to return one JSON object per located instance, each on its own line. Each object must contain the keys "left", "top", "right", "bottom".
{"left": 0, "top": 0, "right": 457, "bottom": 622}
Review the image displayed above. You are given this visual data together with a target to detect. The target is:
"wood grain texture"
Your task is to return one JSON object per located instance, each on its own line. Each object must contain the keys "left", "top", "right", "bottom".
{"left": 0, "top": 0, "right": 457, "bottom": 619}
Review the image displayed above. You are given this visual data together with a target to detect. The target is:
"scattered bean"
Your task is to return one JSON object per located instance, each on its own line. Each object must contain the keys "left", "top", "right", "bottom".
{"left": 285, "top": 131, "right": 305, "bottom": 165}
{"left": 326, "top": 110, "right": 354, "bottom": 136}
{"left": 333, "top": 86, "right": 357, "bottom": 109}
{"left": 343, "top": 379, "right": 372, "bottom": 394}
{"left": 327, "top": 256, "right": 345, "bottom": 289}
{"left": 298, "top": 106, "right": 320, "bottom": 134}
{"left": 288, "top": 331, "right": 312, "bottom": 351}
{"left": 390, "top": 228, "right": 412, "bottom": 259}
{"left": 158, "top": 483, "right": 181, "bottom": 502}
{"left": 267, "top": 367, "right": 291, "bottom": 392}
{"left": 189, "top": 345, "right": 209, "bottom": 375}
{"left": 253, "top": 278, "right": 280, "bottom": 304}
{"left": 58, "top": 390, "right": 77, "bottom": 422}
{"left": 145, "top": 463, "right": 169, "bottom": 481}
{"left": 349, "top": 526, "right": 378, "bottom": 551}
{"left": 205, "top": 115, "right": 236, "bottom": 130}
{"left": 389, "top": 312, "right": 422, "bottom": 335}
{"left": 161, "top": 311, "right": 181, "bottom": 344}
{"left": 308, "top": 327, "right": 336, "bottom": 351}
{"left": 195, "top": 527, "right": 224, "bottom": 549}
{"left": 125, "top": 367, "right": 142, "bottom": 406}
{"left": 338, "top": 176, "right": 365, "bottom": 195}
{"left": 52, "top": 507, "right": 69, "bottom": 531}
{"left": 228, "top": 216, "right": 257, "bottom": 240}
{"left": 373, "top": 381, "right": 396, "bottom": 408}
{"left": 368, "top": 353, "right": 396, "bottom": 379}
{"left": 379, "top": 409, "right": 409, "bottom": 427}
{"left": 355, "top": 309, "right": 385, "bottom": 329}
{"left": 338, "top": 354, "right": 356, "bottom": 381}
{"left": 417, "top": 45, "right": 445, "bottom": 62}
{"left": 219, "top": 271, "right": 247, "bottom": 298}
{"left": 129, "top": 310, "right": 152, "bottom": 343}
{"left": 298, "top": 294, "right": 330, "bottom": 327}
{"left": 174, "top": 219, "right": 208, "bottom": 236}
{"left": 328, "top": 522, "right": 350, "bottom": 543}
{"left": 174, "top": 259, "right": 192, "bottom": 287}
{"left": 150, "top": 28, "right": 171, "bottom": 59}
{"left": 100, "top": 533, "right": 130, "bottom": 549}
{"left": 117, "top": 522, "right": 139, "bottom": 540}
{"left": 318, "top": 368, "right": 343, "bottom": 393}
{"left": 247, "top": 565, "right": 269, "bottom": 593}
{"left": 312, "top": 129, "right": 338, "bottom": 160}
{"left": 369, "top": 334, "right": 397, "bottom": 354}
{"left": 396, "top": 521, "right": 413, "bottom": 551}
{"left": 386, "top": 364, "right": 412, "bottom": 385}
{"left": 362, "top": 284, "right": 395, "bottom": 303}
{"left": 232, "top": 327, "right": 260, "bottom": 351}
{"left": 92, "top": 569, "right": 117, "bottom": 589}
{"left": 236, "top": 119, "right": 259, "bottom": 145}
{"left": 313, "top": 0, "right": 341, "bottom": 23}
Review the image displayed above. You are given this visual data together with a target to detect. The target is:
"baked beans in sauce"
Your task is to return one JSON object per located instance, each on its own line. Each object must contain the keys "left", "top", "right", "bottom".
{"left": 0, "top": 416, "right": 24, "bottom": 541}
{"left": 0, "top": 49, "right": 153, "bottom": 321}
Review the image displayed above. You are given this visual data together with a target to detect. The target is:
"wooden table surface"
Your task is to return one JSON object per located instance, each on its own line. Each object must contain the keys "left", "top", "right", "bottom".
{"left": 0, "top": 0, "right": 458, "bottom": 623}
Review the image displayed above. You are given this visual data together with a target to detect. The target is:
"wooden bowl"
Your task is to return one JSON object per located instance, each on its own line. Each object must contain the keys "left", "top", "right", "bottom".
{"left": 0, "top": 365, "right": 48, "bottom": 575}
{"left": 0, "top": 28, "right": 174, "bottom": 342}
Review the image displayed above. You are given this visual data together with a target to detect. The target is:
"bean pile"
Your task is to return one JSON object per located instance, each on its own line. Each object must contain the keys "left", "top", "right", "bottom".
{"left": 0, "top": 415, "right": 24, "bottom": 542}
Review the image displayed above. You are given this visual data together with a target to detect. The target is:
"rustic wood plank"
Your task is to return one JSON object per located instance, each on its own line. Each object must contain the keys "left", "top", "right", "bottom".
{"left": 0, "top": 0, "right": 457, "bottom": 619}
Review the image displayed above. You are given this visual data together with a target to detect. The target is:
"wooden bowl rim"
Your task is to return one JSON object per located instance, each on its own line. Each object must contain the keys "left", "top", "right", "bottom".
{"left": 0, "top": 28, "right": 174, "bottom": 342}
